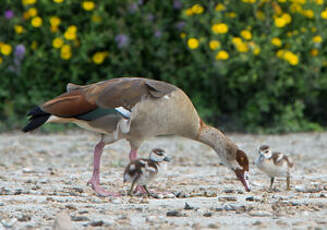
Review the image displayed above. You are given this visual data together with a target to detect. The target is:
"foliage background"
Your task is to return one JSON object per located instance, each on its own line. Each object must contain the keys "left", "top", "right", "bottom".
{"left": 1, "top": 0, "right": 327, "bottom": 133}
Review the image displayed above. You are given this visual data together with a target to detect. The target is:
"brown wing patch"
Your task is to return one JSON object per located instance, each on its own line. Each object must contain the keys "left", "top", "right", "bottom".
{"left": 271, "top": 152, "right": 292, "bottom": 166}
{"left": 41, "top": 90, "right": 97, "bottom": 117}
{"left": 95, "top": 78, "right": 177, "bottom": 110}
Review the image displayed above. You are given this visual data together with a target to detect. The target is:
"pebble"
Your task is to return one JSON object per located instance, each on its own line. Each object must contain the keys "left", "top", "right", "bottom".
{"left": 203, "top": 212, "right": 212, "bottom": 217}
{"left": 22, "top": 168, "right": 36, "bottom": 173}
{"left": 208, "top": 223, "right": 220, "bottom": 229}
{"left": 175, "top": 191, "right": 190, "bottom": 198}
{"left": 164, "top": 193, "right": 176, "bottom": 198}
{"left": 253, "top": 221, "right": 263, "bottom": 226}
{"left": 246, "top": 196, "right": 261, "bottom": 202}
{"left": 0, "top": 203, "right": 4, "bottom": 206}
{"left": 17, "top": 214, "right": 31, "bottom": 222}
{"left": 1, "top": 218, "right": 17, "bottom": 228}
{"left": 146, "top": 216, "right": 157, "bottom": 223}
{"left": 166, "top": 210, "right": 183, "bottom": 217}
{"left": 111, "top": 198, "right": 121, "bottom": 204}
{"left": 223, "top": 204, "right": 246, "bottom": 212}
{"left": 89, "top": 220, "right": 103, "bottom": 227}
{"left": 184, "top": 202, "right": 194, "bottom": 210}
{"left": 218, "top": 196, "right": 237, "bottom": 202}
{"left": 249, "top": 211, "right": 272, "bottom": 217}
{"left": 71, "top": 216, "right": 90, "bottom": 222}
{"left": 39, "top": 178, "right": 48, "bottom": 184}
{"left": 72, "top": 187, "right": 84, "bottom": 193}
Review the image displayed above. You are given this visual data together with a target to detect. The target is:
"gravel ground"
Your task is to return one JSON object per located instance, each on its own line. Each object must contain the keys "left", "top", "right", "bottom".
{"left": 0, "top": 131, "right": 327, "bottom": 229}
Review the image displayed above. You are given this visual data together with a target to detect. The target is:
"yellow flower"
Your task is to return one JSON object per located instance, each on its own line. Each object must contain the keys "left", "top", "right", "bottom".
{"left": 216, "top": 50, "right": 229, "bottom": 60}
{"left": 53, "top": 0, "right": 64, "bottom": 3}
{"left": 187, "top": 38, "right": 199, "bottom": 49}
{"left": 215, "top": 3, "right": 226, "bottom": 11}
{"left": 92, "top": 52, "right": 108, "bottom": 64}
{"left": 22, "top": 0, "right": 37, "bottom": 5}
{"left": 50, "top": 26, "right": 59, "bottom": 33}
{"left": 278, "top": 0, "right": 287, "bottom": 2}
{"left": 276, "top": 49, "right": 286, "bottom": 58}
{"left": 253, "top": 46, "right": 260, "bottom": 55}
{"left": 28, "top": 8, "right": 37, "bottom": 17}
{"left": 242, "top": 0, "right": 256, "bottom": 3}
{"left": 209, "top": 40, "right": 220, "bottom": 50}
{"left": 290, "top": 3, "right": 303, "bottom": 13}
{"left": 232, "top": 37, "right": 243, "bottom": 45}
{"left": 64, "top": 31, "right": 77, "bottom": 40}
{"left": 185, "top": 8, "right": 193, "bottom": 16}
{"left": 67, "top": 25, "right": 77, "bottom": 33}
{"left": 82, "top": 1, "right": 95, "bottom": 11}
{"left": 271, "top": 37, "right": 282, "bottom": 47}
{"left": 60, "top": 45, "right": 72, "bottom": 60}
{"left": 310, "top": 49, "right": 319, "bottom": 56}
{"left": 274, "top": 17, "right": 286, "bottom": 27}
{"left": 91, "top": 14, "right": 102, "bottom": 23}
{"left": 236, "top": 42, "right": 249, "bottom": 52}
{"left": 311, "top": 27, "right": 317, "bottom": 32}
{"left": 256, "top": 10, "right": 265, "bottom": 20}
{"left": 282, "top": 13, "right": 292, "bottom": 24}
{"left": 321, "top": 10, "right": 327, "bottom": 19}
{"left": 52, "top": 38, "right": 64, "bottom": 49}
{"left": 180, "top": 33, "right": 186, "bottom": 39}
{"left": 284, "top": 51, "right": 299, "bottom": 65}
{"left": 241, "top": 30, "right": 252, "bottom": 40}
{"left": 14, "top": 25, "right": 24, "bottom": 34}
{"left": 312, "top": 35, "right": 322, "bottom": 43}
{"left": 212, "top": 23, "right": 228, "bottom": 34}
{"left": 50, "top": 16, "right": 61, "bottom": 26}
{"left": 0, "top": 57, "right": 2, "bottom": 64}
{"left": 316, "top": 0, "right": 324, "bottom": 4}
{"left": 1, "top": 44, "right": 12, "bottom": 56}
{"left": 192, "top": 4, "right": 204, "bottom": 14}
{"left": 31, "top": 41, "right": 38, "bottom": 50}
{"left": 226, "top": 12, "right": 237, "bottom": 18}
{"left": 304, "top": 10, "right": 314, "bottom": 18}
{"left": 31, "top": 17, "right": 42, "bottom": 27}
{"left": 23, "top": 12, "right": 30, "bottom": 20}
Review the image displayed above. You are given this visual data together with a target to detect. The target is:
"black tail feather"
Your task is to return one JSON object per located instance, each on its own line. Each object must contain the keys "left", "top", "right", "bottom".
{"left": 22, "top": 106, "right": 50, "bottom": 132}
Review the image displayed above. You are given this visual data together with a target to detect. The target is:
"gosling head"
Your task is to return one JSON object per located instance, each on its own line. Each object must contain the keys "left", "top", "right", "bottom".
{"left": 149, "top": 148, "right": 170, "bottom": 162}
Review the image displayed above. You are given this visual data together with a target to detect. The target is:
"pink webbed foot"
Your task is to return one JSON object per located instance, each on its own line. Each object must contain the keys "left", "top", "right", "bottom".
{"left": 87, "top": 179, "right": 120, "bottom": 197}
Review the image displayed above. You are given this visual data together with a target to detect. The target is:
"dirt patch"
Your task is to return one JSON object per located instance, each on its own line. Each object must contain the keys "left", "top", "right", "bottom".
{"left": 0, "top": 131, "right": 327, "bottom": 229}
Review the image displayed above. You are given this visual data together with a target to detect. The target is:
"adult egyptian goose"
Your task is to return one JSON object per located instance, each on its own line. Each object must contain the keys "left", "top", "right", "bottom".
{"left": 124, "top": 148, "right": 170, "bottom": 197}
{"left": 23, "top": 77, "right": 250, "bottom": 196}
{"left": 255, "top": 145, "right": 294, "bottom": 190}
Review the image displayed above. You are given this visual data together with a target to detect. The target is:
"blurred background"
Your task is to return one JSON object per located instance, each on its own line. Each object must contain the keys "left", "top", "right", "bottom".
{"left": 1, "top": 0, "right": 327, "bottom": 133}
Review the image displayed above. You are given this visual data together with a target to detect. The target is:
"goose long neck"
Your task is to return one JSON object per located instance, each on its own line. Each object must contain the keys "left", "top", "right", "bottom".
{"left": 197, "top": 122, "right": 238, "bottom": 159}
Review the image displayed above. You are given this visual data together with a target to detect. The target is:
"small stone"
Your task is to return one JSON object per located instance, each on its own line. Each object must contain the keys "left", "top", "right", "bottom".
{"left": 65, "top": 204, "right": 77, "bottom": 210}
{"left": 223, "top": 204, "right": 246, "bottom": 212}
{"left": 249, "top": 211, "right": 272, "bottom": 217}
{"left": 140, "top": 198, "right": 149, "bottom": 204}
{"left": 111, "top": 198, "right": 121, "bottom": 204}
{"left": 53, "top": 211, "right": 74, "bottom": 230}
{"left": 166, "top": 210, "right": 182, "bottom": 217}
{"left": 73, "top": 187, "right": 84, "bottom": 193}
{"left": 184, "top": 202, "right": 194, "bottom": 210}
{"left": 218, "top": 196, "right": 237, "bottom": 202}
{"left": 215, "top": 207, "right": 224, "bottom": 212}
{"left": 253, "top": 221, "right": 263, "bottom": 226}
{"left": 223, "top": 189, "right": 234, "bottom": 193}
{"left": 39, "top": 179, "right": 48, "bottom": 184}
{"left": 146, "top": 216, "right": 157, "bottom": 223}
{"left": 89, "top": 220, "right": 103, "bottom": 227}
{"left": 78, "top": 210, "right": 88, "bottom": 214}
{"left": 17, "top": 214, "right": 31, "bottom": 222}
{"left": 151, "top": 193, "right": 163, "bottom": 199}
{"left": 246, "top": 196, "right": 254, "bottom": 201}
{"left": 175, "top": 191, "right": 190, "bottom": 198}
{"left": 203, "top": 212, "right": 212, "bottom": 217}
{"left": 71, "top": 216, "right": 90, "bottom": 222}
{"left": 0, "top": 202, "right": 4, "bottom": 206}
{"left": 320, "top": 193, "right": 327, "bottom": 198}
{"left": 1, "top": 218, "right": 17, "bottom": 228}
{"left": 164, "top": 193, "right": 176, "bottom": 199}
{"left": 23, "top": 168, "right": 35, "bottom": 173}
{"left": 208, "top": 223, "right": 219, "bottom": 229}
{"left": 14, "top": 188, "right": 23, "bottom": 195}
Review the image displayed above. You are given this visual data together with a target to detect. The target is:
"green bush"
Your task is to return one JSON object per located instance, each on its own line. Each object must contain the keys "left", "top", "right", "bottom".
{"left": 0, "top": 0, "right": 327, "bottom": 133}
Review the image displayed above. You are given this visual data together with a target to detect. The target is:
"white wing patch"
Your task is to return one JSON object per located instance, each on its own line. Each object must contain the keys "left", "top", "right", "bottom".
{"left": 129, "top": 164, "right": 135, "bottom": 171}
{"left": 115, "top": 106, "right": 131, "bottom": 119}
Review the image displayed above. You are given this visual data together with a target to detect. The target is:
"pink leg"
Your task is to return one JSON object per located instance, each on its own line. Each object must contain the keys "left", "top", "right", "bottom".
{"left": 129, "top": 149, "right": 138, "bottom": 161}
{"left": 87, "top": 139, "right": 120, "bottom": 197}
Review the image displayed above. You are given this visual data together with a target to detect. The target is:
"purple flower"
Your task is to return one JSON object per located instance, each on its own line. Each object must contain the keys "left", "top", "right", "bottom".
{"left": 154, "top": 30, "right": 162, "bottom": 38}
{"left": 146, "top": 14, "right": 154, "bottom": 22}
{"left": 173, "top": 0, "right": 182, "bottom": 9}
{"left": 128, "top": 3, "right": 138, "bottom": 13}
{"left": 15, "top": 44, "right": 26, "bottom": 60}
{"left": 175, "top": 21, "right": 185, "bottom": 31}
{"left": 115, "top": 34, "right": 129, "bottom": 48}
{"left": 5, "top": 10, "right": 14, "bottom": 20}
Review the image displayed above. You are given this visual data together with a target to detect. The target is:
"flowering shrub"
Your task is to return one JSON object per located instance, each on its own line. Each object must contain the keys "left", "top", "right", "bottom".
{"left": 0, "top": 0, "right": 327, "bottom": 132}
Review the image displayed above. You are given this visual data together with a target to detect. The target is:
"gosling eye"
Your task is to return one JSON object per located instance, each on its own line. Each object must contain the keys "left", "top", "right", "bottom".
{"left": 245, "top": 175, "right": 249, "bottom": 180}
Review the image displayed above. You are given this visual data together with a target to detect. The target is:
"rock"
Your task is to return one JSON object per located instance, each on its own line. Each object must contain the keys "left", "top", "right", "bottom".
{"left": 253, "top": 221, "right": 263, "bottom": 226}
{"left": 249, "top": 211, "right": 272, "bottom": 217}
{"left": 218, "top": 196, "right": 237, "bottom": 202}
{"left": 78, "top": 210, "right": 88, "bottom": 214}
{"left": 71, "top": 216, "right": 89, "bottom": 222}
{"left": 164, "top": 193, "right": 176, "bottom": 198}
{"left": 39, "top": 178, "right": 48, "bottom": 184}
{"left": 53, "top": 211, "right": 75, "bottom": 230}
{"left": 223, "top": 204, "right": 246, "bottom": 212}
{"left": 175, "top": 191, "right": 190, "bottom": 198}
{"left": 89, "top": 220, "right": 103, "bottom": 227}
{"left": 0, "top": 202, "right": 4, "bottom": 206}
{"left": 205, "top": 191, "right": 217, "bottom": 197}
{"left": 151, "top": 193, "right": 164, "bottom": 199}
{"left": 208, "top": 223, "right": 219, "bottom": 228}
{"left": 72, "top": 187, "right": 83, "bottom": 193}
{"left": 1, "top": 218, "right": 17, "bottom": 228}
{"left": 203, "top": 212, "right": 212, "bottom": 217}
{"left": 166, "top": 210, "right": 183, "bottom": 217}
{"left": 23, "top": 168, "right": 36, "bottom": 173}
{"left": 146, "top": 216, "right": 157, "bottom": 223}
{"left": 17, "top": 214, "right": 31, "bottom": 222}
{"left": 65, "top": 204, "right": 76, "bottom": 210}
{"left": 111, "top": 198, "right": 121, "bottom": 204}
{"left": 184, "top": 202, "right": 194, "bottom": 210}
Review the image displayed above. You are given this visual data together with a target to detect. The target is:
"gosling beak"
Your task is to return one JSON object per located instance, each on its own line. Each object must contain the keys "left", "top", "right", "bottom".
{"left": 163, "top": 156, "right": 171, "bottom": 162}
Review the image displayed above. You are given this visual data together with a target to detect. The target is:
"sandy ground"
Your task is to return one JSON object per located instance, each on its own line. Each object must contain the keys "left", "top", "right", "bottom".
{"left": 0, "top": 131, "right": 327, "bottom": 229}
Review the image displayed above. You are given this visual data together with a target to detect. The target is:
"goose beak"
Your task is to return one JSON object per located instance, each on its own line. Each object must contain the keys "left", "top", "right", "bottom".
{"left": 234, "top": 169, "right": 251, "bottom": 192}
